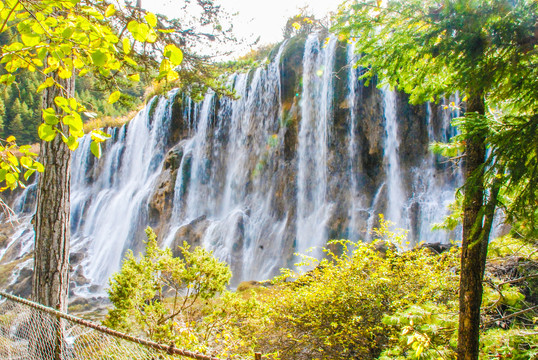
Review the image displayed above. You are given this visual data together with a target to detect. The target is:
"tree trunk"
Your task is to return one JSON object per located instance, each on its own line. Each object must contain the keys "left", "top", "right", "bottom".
{"left": 457, "top": 92, "right": 487, "bottom": 360}
{"left": 32, "top": 73, "right": 74, "bottom": 359}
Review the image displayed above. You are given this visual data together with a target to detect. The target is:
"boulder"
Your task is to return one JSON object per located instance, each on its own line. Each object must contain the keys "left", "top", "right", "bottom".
{"left": 171, "top": 215, "right": 210, "bottom": 257}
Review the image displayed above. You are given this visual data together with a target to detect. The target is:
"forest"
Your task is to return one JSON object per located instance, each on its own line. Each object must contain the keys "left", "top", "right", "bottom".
{"left": 0, "top": 0, "right": 536, "bottom": 359}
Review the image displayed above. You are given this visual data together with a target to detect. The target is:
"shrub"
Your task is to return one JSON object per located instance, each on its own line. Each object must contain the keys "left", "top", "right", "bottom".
{"left": 104, "top": 227, "right": 231, "bottom": 351}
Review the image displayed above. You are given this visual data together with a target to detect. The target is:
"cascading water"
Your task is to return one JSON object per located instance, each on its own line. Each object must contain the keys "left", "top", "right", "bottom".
{"left": 381, "top": 87, "right": 406, "bottom": 228}
{"left": 295, "top": 34, "right": 337, "bottom": 257}
{"left": 70, "top": 92, "right": 177, "bottom": 290}
{"left": 1, "top": 35, "right": 463, "bottom": 297}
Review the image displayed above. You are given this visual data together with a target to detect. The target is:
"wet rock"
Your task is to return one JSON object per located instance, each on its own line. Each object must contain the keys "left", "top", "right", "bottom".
{"left": 171, "top": 216, "right": 210, "bottom": 256}
{"left": 280, "top": 36, "right": 306, "bottom": 107}
{"left": 148, "top": 142, "right": 185, "bottom": 232}
{"left": 372, "top": 240, "right": 397, "bottom": 258}
{"left": 69, "top": 252, "right": 85, "bottom": 267}
{"left": 0, "top": 225, "right": 14, "bottom": 250}
{"left": 6, "top": 267, "right": 32, "bottom": 298}
{"left": 418, "top": 242, "right": 453, "bottom": 254}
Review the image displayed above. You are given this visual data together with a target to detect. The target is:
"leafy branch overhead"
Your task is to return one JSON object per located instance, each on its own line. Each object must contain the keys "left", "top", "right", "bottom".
{"left": 0, "top": 0, "right": 233, "bottom": 190}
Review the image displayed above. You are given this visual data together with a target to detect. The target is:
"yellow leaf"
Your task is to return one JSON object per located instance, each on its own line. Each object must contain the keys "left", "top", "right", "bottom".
{"left": 166, "top": 69, "right": 179, "bottom": 82}
{"left": 122, "top": 38, "right": 131, "bottom": 54}
{"left": 58, "top": 67, "right": 72, "bottom": 79}
{"left": 6, "top": 136, "right": 15, "bottom": 143}
{"left": 292, "top": 22, "right": 301, "bottom": 30}
{"left": 36, "top": 77, "right": 55, "bottom": 93}
{"left": 164, "top": 44, "right": 183, "bottom": 66}
{"left": 108, "top": 91, "right": 121, "bottom": 104}
{"left": 145, "top": 12, "right": 157, "bottom": 27}
{"left": 105, "top": 4, "right": 116, "bottom": 17}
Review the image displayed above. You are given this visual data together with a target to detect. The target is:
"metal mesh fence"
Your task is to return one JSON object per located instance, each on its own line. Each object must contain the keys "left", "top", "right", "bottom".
{"left": 0, "top": 291, "right": 222, "bottom": 360}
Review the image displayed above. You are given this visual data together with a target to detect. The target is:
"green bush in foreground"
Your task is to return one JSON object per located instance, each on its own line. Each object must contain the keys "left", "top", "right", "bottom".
{"left": 105, "top": 227, "right": 231, "bottom": 351}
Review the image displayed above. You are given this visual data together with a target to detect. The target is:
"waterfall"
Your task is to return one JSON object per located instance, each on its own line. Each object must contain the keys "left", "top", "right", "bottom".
{"left": 70, "top": 91, "right": 177, "bottom": 289}
{"left": 295, "top": 34, "right": 337, "bottom": 257}
{"left": 382, "top": 87, "right": 406, "bottom": 229}
{"left": 345, "top": 42, "right": 366, "bottom": 242}
{"left": 0, "top": 36, "right": 464, "bottom": 296}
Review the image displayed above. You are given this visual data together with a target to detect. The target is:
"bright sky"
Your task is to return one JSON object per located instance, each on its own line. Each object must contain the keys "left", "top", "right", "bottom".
{"left": 145, "top": 0, "right": 340, "bottom": 58}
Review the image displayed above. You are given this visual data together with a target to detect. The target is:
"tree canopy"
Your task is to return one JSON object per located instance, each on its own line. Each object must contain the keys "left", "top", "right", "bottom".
{"left": 0, "top": 0, "right": 233, "bottom": 193}
{"left": 335, "top": 0, "right": 537, "bottom": 229}
{"left": 334, "top": 0, "right": 537, "bottom": 359}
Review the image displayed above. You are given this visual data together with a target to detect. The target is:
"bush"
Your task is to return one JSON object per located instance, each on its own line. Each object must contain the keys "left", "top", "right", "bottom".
{"left": 105, "top": 227, "right": 231, "bottom": 351}
{"left": 248, "top": 218, "right": 461, "bottom": 359}
{"left": 104, "top": 224, "right": 538, "bottom": 359}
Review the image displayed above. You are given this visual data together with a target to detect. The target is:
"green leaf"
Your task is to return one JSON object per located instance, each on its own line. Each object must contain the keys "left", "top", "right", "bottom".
{"left": 63, "top": 135, "right": 79, "bottom": 151}
{"left": 0, "top": 169, "right": 6, "bottom": 182}
{"left": 62, "top": 27, "right": 75, "bottom": 39}
{"left": 24, "top": 169, "right": 35, "bottom": 181}
{"left": 91, "top": 50, "right": 107, "bottom": 66}
{"left": 42, "top": 108, "right": 58, "bottom": 125}
{"left": 164, "top": 44, "right": 183, "bottom": 66}
{"left": 5, "top": 173, "right": 16, "bottom": 188}
{"left": 128, "top": 20, "right": 149, "bottom": 42}
{"left": 0, "top": 73, "right": 15, "bottom": 86}
{"left": 20, "top": 156, "right": 32, "bottom": 168}
{"left": 5, "top": 42, "right": 23, "bottom": 51}
{"left": 54, "top": 96, "right": 68, "bottom": 107}
{"left": 66, "top": 114, "right": 83, "bottom": 132}
{"left": 21, "top": 33, "right": 40, "bottom": 47}
{"left": 38, "top": 123, "right": 57, "bottom": 141}
{"left": 108, "top": 91, "right": 121, "bottom": 104}
{"left": 90, "top": 141, "right": 102, "bottom": 158}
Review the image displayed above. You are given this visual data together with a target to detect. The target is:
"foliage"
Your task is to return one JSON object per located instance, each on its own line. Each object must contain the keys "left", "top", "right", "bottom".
{"left": 334, "top": 0, "right": 538, "bottom": 235}
{"left": 217, "top": 43, "right": 278, "bottom": 74}
{"left": 243, "top": 219, "right": 460, "bottom": 360}
{"left": 0, "top": 28, "right": 145, "bottom": 146}
{"left": 0, "top": 0, "right": 234, "bottom": 192}
{"left": 334, "top": 1, "right": 538, "bottom": 357}
{"left": 105, "top": 227, "right": 231, "bottom": 350}
{"left": 105, "top": 222, "right": 538, "bottom": 359}
{"left": 0, "top": 135, "right": 42, "bottom": 191}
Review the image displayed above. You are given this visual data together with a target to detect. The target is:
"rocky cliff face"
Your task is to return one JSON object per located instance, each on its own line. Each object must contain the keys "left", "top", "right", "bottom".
{"left": 0, "top": 33, "right": 460, "bottom": 297}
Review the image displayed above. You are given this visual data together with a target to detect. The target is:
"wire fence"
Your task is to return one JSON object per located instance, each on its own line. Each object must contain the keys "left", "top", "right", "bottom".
{"left": 0, "top": 291, "right": 228, "bottom": 360}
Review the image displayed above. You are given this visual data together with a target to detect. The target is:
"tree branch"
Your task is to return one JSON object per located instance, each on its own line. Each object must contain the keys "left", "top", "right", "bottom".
{"left": 483, "top": 305, "right": 538, "bottom": 326}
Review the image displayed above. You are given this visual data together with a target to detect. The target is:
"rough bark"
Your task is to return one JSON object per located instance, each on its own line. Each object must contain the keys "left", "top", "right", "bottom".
{"left": 33, "top": 74, "right": 74, "bottom": 311}
{"left": 32, "top": 73, "right": 74, "bottom": 359}
{"left": 457, "top": 92, "right": 487, "bottom": 360}
{"left": 32, "top": 129, "right": 72, "bottom": 311}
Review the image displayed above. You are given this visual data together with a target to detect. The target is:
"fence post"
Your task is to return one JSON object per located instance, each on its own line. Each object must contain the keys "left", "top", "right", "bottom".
{"left": 254, "top": 352, "right": 261, "bottom": 360}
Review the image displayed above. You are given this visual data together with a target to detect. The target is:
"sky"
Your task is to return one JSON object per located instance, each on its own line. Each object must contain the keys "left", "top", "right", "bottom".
{"left": 144, "top": 0, "right": 340, "bottom": 58}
